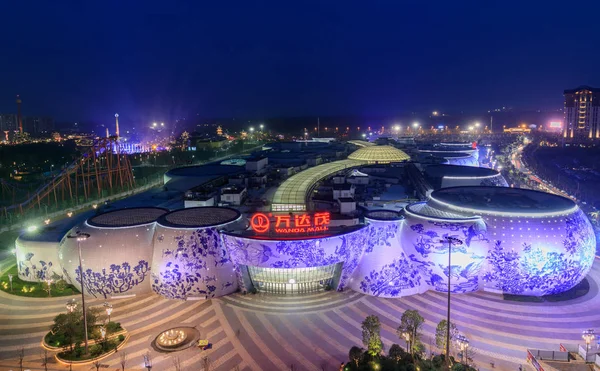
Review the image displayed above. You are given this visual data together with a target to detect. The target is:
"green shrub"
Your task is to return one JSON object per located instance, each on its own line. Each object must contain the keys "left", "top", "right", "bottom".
{"left": 89, "top": 344, "right": 103, "bottom": 357}
{"left": 118, "top": 334, "right": 125, "bottom": 342}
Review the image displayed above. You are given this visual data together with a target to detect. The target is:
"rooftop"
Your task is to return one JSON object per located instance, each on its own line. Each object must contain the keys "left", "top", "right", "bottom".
{"left": 166, "top": 164, "right": 245, "bottom": 177}
{"left": 272, "top": 159, "right": 362, "bottom": 210}
{"left": 365, "top": 210, "right": 403, "bottom": 221}
{"left": 430, "top": 186, "right": 577, "bottom": 215}
{"left": 424, "top": 165, "right": 500, "bottom": 178}
{"left": 87, "top": 207, "right": 169, "bottom": 228}
{"left": 158, "top": 207, "right": 241, "bottom": 228}
{"left": 347, "top": 145, "right": 410, "bottom": 164}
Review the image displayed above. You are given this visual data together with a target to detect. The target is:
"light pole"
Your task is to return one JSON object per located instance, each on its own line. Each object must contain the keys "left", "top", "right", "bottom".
{"left": 104, "top": 302, "right": 113, "bottom": 323}
{"left": 456, "top": 334, "right": 469, "bottom": 365}
{"left": 67, "top": 231, "right": 90, "bottom": 354}
{"left": 44, "top": 277, "right": 54, "bottom": 297}
{"left": 582, "top": 329, "right": 595, "bottom": 354}
{"left": 143, "top": 353, "right": 152, "bottom": 370}
{"left": 7, "top": 273, "right": 13, "bottom": 292}
{"left": 402, "top": 331, "right": 411, "bottom": 355}
{"left": 440, "top": 236, "right": 463, "bottom": 368}
{"left": 66, "top": 299, "right": 77, "bottom": 313}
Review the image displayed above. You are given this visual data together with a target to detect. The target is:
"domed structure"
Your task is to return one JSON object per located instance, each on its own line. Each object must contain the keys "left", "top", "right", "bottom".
{"left": 348, "top": 145, "right": 410, "bottom": 164}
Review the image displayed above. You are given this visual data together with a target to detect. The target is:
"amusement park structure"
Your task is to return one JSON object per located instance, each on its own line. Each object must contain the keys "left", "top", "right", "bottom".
{"left": 2, "top": 137, "right": 135, "bottom": 219}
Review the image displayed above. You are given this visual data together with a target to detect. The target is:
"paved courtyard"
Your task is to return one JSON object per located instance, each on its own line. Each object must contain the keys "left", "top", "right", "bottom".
{"left": 1, "top": 260, "right": 600, "bottom": 370}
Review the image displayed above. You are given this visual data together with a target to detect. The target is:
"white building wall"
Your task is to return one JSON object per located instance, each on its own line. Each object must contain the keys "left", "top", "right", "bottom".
{"left": 58, "top": 222, "right": 156, "bottom": 298}
{"left": 151, "top": 225, "right": 238, "bottom": 300}
{"left": 15, "top": 238, "right": 62, "bottom": 282}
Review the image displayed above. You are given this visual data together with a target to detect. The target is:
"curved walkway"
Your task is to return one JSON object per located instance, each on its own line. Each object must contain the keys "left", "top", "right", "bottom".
{"left": 2, "top": 263, "right": 600, "bottom": 370}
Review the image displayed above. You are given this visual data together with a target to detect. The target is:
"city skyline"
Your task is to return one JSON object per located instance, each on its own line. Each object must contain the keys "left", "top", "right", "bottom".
{"left": 1, "top": 1, "right": 600, "bottom": 124}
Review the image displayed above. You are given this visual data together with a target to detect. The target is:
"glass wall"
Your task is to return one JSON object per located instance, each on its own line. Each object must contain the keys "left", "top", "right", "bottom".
{"left": 248, "top": 263, "right": 341, "bottom": 294}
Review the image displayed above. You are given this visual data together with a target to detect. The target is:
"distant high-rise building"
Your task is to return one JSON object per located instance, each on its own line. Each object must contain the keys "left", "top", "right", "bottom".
{"left": 0, "top": 114, "right": 18, "bottom": 132}
{"left": 563, "top": 86, "right": 600, "bottom": 139}
{"left": 23, "top": 116, "right": 54, "bottom": 135}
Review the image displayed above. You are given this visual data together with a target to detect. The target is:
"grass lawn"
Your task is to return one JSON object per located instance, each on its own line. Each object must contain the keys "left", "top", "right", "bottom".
{"left": 0, "top": 264, "right": 79, "bottom": 297}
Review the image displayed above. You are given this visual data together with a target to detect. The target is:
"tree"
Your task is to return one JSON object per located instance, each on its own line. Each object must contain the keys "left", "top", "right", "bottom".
{"left": 397, "top": 310, "right": 424, "bottom": 355}
{"left": 119, "top": 350, "right": 128, "bottom": 371}
{"left": 435, "top": 320, "right": 458, "bottom": 354}
{"left": 388, "top": 344, "right": 406, "bottom": 362}
{"left": 349, "top": 346, "right": 363, "bottom": 366}
{"left": 361, "top": 315, "right": 383, "bottom": 356}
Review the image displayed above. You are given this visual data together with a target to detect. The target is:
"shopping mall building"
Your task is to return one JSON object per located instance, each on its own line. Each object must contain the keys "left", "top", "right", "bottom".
{"left": 15, "top": 145, "right": 596, "bottom": 300}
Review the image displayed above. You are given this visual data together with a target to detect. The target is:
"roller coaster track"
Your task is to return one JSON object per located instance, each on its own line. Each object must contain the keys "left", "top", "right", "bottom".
{"left": 2, "top": 137, "right": 134, "bottom": 217}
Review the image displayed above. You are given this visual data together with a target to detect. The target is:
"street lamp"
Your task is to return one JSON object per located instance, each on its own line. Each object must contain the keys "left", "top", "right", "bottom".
{"left": 402, "top": 331, "right": 411, "bottom": 354}
{"left": 439, "top": 236, "right": 463, "bottom": 367}
{"left": 44, "top": 278, "right": 54, "bottom": 297}
{"left": 582, "top": 329, "right": 595, "bottom": 354}
{"left": 100, "top": 326, "right": 106, "bottom": 341}
{"left": 456, "top": 334, "right": 469, "bottom": 364}
{"left": 7, "top": 273, "right": 13, "bottom": 292}
{"left": 143, "top": 354, "right": 152, "bottom": 370}
{"left": 259, "top": 124, "right": 264, "bottom": 130}
{"left": 66, "top": 231, "right": 91, "bottom": 354}
{"left": 66, "top": 299, "right": 77, "bottom": 313}
{"left": 104, "top": 302, "right": 113, "bottom": 323}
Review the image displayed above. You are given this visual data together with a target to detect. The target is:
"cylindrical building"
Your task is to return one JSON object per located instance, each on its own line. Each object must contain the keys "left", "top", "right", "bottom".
{"left": 350, "top": 210, "right": 427, "bottom": 297}
{"left": 16, "top": 229, "right": 64, "bottom": 282}
{"left": 404, "top": 187, "right": 596, "bottom": 296}
{"left": 58, "top": 207, "right": 168, "bottom": 298}
{"left": 222, "top": 225, "right": 370, "bottom": 294}
{"left": 151, "top": 207, "right": 242, "bottom": 300}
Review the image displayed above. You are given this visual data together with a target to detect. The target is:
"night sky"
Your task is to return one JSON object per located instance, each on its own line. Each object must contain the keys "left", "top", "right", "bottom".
{"left": 1, "top": 1, "right": 599, "bottom": 124}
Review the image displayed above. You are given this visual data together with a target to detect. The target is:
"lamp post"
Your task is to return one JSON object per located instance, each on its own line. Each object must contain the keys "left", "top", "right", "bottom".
{"left": 66, "top": 299, "right": 77, "bottom": 313}
{"left": 103, "top": 302, "right": 113, "bottom": 323}
{"left": 66, "top": 231, "right": 90, "bottom": 354}
{"left": 582, "top": 329, "right": 595, "bottom": 354}
{"left": 143, "top": 353, "right": 152, "bottom": 370}
{"left": 439, "top": 236, "right": 463, "bottom": 368}
{"left": 44, "top": 278, "right": 54, "bottom": 297}
{"left": 402, "top": 331, "right": 411, "bottom": 355}
{"left": 456, "top": 334, "right": 469, "bottom": 365}
{"left": 7, "top": 273, "right": 13, "bottom": 292}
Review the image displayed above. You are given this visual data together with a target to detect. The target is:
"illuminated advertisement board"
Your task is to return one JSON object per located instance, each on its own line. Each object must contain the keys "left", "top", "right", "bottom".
{"left": 250, "top": 212, "right": 331, "bottom": 234}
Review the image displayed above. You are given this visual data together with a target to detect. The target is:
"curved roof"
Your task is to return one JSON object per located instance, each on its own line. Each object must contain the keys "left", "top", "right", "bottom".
{"left": 87, "top": 207, "right": 169, "bottom": 228}
{"left": 424, "top": 165, "right": 500, "bottom": 178}
{"left": 157, "top": 207, "right": 241, "bottom": 228}
{"left": 348, "top": 145, "right": 410, "bottom": 163}
{"left": 429, "top": 186, "right": 577, "bottom": 216}
{"left": 272, "top": 159, "right": 362, "bottom": 211}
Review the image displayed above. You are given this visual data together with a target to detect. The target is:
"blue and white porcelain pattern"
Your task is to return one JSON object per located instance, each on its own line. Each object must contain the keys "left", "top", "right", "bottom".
{"left": 222, "top": 226, "right": 370, "bottom": 291}
{"left": 151, "top": 227, "right": 237, "bottom": 300}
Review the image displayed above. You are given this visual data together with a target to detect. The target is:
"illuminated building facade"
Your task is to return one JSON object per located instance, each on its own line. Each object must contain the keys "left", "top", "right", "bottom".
{"left": 15, "top": 187, "right": 595, "bottom": 299}
{"left": 564, "top": 86, "right": 600, "bottom": 139}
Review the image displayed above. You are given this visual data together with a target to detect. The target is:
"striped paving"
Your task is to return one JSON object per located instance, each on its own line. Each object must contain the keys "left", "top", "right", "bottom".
{"left": 1, "top": 262, "right": 600, "bottom": 370}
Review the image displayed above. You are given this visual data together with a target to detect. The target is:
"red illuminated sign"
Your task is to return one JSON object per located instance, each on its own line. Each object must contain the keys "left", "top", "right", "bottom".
{"left": 250, "top": 212, "right": 331, "bottom": 234}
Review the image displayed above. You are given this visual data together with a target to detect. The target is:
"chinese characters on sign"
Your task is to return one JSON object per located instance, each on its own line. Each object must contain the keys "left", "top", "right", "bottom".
{"left": 250, "top": 212, "right": 331, "bottom": 234}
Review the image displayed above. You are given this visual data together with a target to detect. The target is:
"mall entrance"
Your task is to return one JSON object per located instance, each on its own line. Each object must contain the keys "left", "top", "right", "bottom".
{"left": 246, "top": 263, "right": 343, "bottom": 294}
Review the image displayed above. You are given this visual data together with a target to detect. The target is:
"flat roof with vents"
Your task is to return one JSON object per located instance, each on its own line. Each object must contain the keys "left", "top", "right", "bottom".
{"left": 424, "top": 165, "right": 500, "bottom": 178}
{"left": 87, "top": 207, "right": 169, "bottom": 228}
{"left": 430, "top": 186, "right": 577, "bottom": 215}
{"left": 157, "top": 207, "right": 241, "bottom": 228}
{"left": 365, "top": 210, "right": 404, "bottom": 221}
